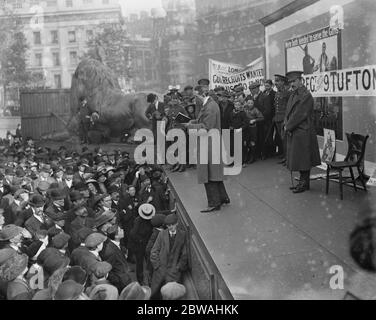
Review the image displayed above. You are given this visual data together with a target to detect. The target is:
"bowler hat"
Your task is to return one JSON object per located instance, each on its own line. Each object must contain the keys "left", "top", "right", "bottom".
{"left": 85, "top": 232, "right": 107, "bottom": 249}
{"left": 50, "top": 188, "right": 65, "bottom": 201}
{"left": 138, "top": 204, "right": 156, "bottom": 220}
{"left": 54, "top": 280, "right": 84, "bottom": 300}
{"left": 28, "top": 194, "right": 45, "bottom": 207}
{"left": 93, "top": 261, "right": 112, "bottom": 278}
{"left": 119, "top": 281, "right": 151, "bottom": 300}
{"left": 164, "top": 214, "right": 178, "bottom": 225}
{"left": 51, "top": 232, "right": 70, "bottom": 249}
{"left": 285, "top": 70, "right": 304, "bottom": 81}
{"left": 197, "top": 79, "right": 210, "bottom": 86}
{"left": 0, "top": 224, "right": 24, "bottom": 241}
{"left": 161, "top": 282, "right": 186, "bottom": 300}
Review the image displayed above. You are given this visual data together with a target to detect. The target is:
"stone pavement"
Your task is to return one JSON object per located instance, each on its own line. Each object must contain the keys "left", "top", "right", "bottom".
{"left": 166, "top": 158, "right": 376, "bottom": 300}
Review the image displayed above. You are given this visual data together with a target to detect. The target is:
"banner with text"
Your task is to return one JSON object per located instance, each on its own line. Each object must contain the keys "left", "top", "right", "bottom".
{"left": 302, "top": 65, "right": 376, "bottom": 97}
{"left": 209, "top": 57, "right": 264, "bottom": 92}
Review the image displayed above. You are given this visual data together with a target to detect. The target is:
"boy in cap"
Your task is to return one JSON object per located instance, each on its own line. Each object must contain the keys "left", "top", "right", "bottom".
{"left": 284, "top": 71, "right": 321, "bottom": 193}
{"left": 150, "top": 214, "right": 188, "bottom": 299}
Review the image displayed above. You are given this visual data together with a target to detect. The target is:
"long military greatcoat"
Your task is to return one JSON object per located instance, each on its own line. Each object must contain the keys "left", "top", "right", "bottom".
{"left": 284, "top": 86, "right": 321, "bottom": 171}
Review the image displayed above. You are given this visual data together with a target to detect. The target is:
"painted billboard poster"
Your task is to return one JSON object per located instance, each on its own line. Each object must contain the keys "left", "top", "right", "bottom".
{"left": 285, "top": 26, "right": 343, "bottom": 140}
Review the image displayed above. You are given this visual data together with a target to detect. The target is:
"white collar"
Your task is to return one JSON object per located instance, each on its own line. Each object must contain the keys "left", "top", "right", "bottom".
{"left": 90, "top": 250, "right": 100, "bottom": 259}
{"left": 110, "top": 239, "right": 120, "bottom": 249}
{"left": 55, "top": 224, "right": 62, "bottom": 230}
{"left": 33, "top": 213, "right": 44, "bottom": 223}
{"left": 10, "top": 243, "right": 20, "bottom": 252}
{"left": 203, "top": 96, "right": 210, "bottom": 106}
{"left": 169, "top": 231, "right": 177, "bottom": 237}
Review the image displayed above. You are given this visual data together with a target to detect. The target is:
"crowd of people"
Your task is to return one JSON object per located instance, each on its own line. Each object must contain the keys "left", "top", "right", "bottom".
{"left": 0, "top": 136, "right": 188, "bottom": 300}
{"left": 144, "top": 76, "right": 291, "bottom": 171}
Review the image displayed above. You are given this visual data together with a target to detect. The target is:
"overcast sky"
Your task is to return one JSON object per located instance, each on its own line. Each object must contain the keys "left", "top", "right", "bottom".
{"left": 119, "top": 0, "right": 163, "bottom": 15}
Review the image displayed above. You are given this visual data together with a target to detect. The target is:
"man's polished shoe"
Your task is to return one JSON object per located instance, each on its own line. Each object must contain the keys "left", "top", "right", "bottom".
{"left": 293, "top": 184, "right": 309, "bottom": 193}
{"left": 200, "top": 205, "right": 221, "bottom": 213}
{"left": 277, "top": 159, "right": 286, "bottom": 164}
{"left": 221, "top": 198, "right": 230, "bottom": 205}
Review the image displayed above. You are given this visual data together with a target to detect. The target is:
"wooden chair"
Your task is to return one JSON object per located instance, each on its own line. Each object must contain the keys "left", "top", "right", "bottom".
{"left": 326, "top": 132, "right": 369, "bottom": 200}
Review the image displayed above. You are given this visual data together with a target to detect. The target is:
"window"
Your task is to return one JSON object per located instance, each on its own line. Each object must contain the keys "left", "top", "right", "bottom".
{"left": 52, "top": 52, "right": 60, "bottom": 66}
{"left": 68, "top": 31, "right": 76, "bottom": 43}
{"left": 66, "top": 0, "right": 73, "bottom": 7}
{"left": 46, "top": 0, "right": 57, "bottom": 6}
{"left": 54, "top": 75, "right": 62, "bottom": 89}
{"left": 33, "top": 32, "right": 41, "bottom": 45}
{"left": 51, "top": 30, "right": 58, "bottom": 44}
{"left": 35, "top": 53, "right": 42, "bottom": 67}
{"left": 13, "top": 0, "right": 23, "bottom": 9}
{"left": 86, "top": 30, "right": 93, "bottom": 41}
{"left": 69, "top": 51, "right": 77, "bottom": 65}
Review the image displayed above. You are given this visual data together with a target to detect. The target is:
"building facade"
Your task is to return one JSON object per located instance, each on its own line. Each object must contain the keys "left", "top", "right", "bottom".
{"left": 0, "top": 0, "right": 122, "bottom": 89}
{"left": 195, "top": 0, "right": 291, "bottom": 78}
{"left": 123, "top": 11, "right": 158, "bottom": 92}
{"left": 157, "top": 0, "right": 197, "bottom": 90}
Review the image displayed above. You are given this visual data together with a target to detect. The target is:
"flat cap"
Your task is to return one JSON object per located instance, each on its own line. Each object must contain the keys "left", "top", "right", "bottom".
{"left": 85, "top": 232, "right": 107, "bottom": 249}
{"left": 93, "top": 261, "right": 112, "bottom": 278}
{"left": 51, "top": 232, "right": 71, "bottom": 249}
{"left": 161, "top": 282, "right": 186, "bottom": 300}
{"left": 54, "top": 280, "right": 84, "bottom": 300}
{"left": 164, "top": 214, "right": 178, "bottom": 225}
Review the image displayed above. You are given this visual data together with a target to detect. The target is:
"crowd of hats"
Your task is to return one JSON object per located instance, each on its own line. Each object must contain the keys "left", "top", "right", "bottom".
{"left": 0, "top": 136, "right": 186, "bottom": 300}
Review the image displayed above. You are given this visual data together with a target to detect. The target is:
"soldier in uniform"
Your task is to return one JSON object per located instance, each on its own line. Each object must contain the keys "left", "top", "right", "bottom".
{"left": 284, "top": 71, "right": 321, "bottom": 194}
{"left": 273, "top": 74, "right": 291, "bottom": 165}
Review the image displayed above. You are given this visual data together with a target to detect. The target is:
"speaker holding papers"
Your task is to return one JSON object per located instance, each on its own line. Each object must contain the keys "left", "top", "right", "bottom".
{"left": 174, "top": 112, "right": 191, "bottom": 124}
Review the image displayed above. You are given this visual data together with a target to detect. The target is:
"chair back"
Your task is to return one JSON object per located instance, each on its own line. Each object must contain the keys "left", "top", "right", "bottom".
{"left": 344, "top": 132, "right": 369, "bottom": 165}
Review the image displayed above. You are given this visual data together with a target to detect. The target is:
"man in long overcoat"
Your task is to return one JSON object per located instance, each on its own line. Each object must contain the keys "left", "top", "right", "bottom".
{"left": 284, "top": 71, "right": 321, "bottom": 193}
{"left": 185, "top": 79, "right": 230, "bottom": 213}
{"left": 150, "top": 214, "right": 188, "bottom": 299}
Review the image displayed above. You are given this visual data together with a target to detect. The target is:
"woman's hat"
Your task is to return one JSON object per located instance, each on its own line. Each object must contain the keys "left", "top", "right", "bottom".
{"left": 0, "top": 253, "right": 28, "bottom": 281}
{"left": 119, "top": 281, "right": 151, "bottom": 300}
{"left": 138, "top": 203, "right": 156, "bottom": 220}
{"left": 0, "top": 224, "right": 24, "bottom": 241}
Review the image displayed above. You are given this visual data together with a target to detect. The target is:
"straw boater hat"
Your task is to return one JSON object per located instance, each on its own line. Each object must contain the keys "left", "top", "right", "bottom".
{"left": 138, "top": 204, "right": 156, "bottom": 220}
